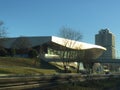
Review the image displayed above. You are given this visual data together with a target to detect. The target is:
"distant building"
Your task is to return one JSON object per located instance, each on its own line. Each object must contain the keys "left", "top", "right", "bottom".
{"left": 95, "top": 29, "right": 116, "bottom": 59}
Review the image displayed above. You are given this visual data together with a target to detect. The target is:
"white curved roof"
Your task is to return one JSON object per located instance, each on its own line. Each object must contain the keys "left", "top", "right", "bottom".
{"left": 52, "top": 36, "right": 106, "bottom": 50}
{"left": 51, "top": 36, "right": 106, "bottom": 59}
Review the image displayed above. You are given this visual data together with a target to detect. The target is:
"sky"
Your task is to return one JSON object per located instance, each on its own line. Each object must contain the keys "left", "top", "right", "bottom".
{"left": 0, "top": 0, "right": 120, "bottom": 57}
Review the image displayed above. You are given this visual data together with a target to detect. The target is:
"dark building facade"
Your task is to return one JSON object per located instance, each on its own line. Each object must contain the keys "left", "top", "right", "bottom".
{"left": 95, "top": 29, "right": 116, "bottom": 59}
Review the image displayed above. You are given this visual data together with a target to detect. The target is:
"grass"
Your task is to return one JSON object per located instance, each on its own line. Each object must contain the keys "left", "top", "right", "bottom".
{"left": 0, "top": 57, "right": 35, "bottom": 67}
{"left": 0, "top": 57, "right": 59, "bottom": 75}
{"left": 0, "top": 66, "right": 57, "bottom": 74}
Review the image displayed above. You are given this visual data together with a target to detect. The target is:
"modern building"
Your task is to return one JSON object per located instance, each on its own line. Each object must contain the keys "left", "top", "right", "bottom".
{"left": 95, "top": 29, "right": 116, "bottom": 59}
{"left": 2, "top": 36, "right": 106, "bottom": 61}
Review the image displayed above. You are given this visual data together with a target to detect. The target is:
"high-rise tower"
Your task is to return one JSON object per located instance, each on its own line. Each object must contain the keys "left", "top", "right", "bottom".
{"left": 95, "top": 29, "right": 115, "bottom": 59}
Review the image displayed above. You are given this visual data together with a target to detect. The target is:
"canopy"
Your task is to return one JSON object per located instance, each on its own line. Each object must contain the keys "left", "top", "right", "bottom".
{"left": 51, "top": 36, "right": 106, "bottom": 59}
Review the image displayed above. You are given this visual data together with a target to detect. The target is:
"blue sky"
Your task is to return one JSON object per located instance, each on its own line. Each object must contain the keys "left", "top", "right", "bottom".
{"left": 0, "top": 0, "right": 120, "bottom": 56}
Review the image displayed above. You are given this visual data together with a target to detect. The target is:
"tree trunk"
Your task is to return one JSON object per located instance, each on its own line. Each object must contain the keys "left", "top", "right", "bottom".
{"left": 77, "top": 61, "right": 80, "bottom": 73}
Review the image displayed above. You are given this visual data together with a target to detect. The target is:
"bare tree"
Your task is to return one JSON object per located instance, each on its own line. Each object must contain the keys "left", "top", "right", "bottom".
{"left": 0, "top": 21, "right": 7, "bottom": 48}
{"left": 75, "top": 50, "right": 85, "bottom": 73}
{"left": 59, "top": 26, "right": 82, "bottom": 41}
{"left": 11, "top": 36, "right": 32, "bottom": 55}
{"left": 58, "top": 26, "right": 83, "bottom": 72}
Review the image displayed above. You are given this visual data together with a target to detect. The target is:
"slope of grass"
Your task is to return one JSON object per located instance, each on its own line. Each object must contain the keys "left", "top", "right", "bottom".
{"left": 0, "top": 66, "right": 57, "bottom": 74}
{"left": 0, "top": 57, "right": 35, "bottom": 67}
{"left": 0, "top": 57, "right": 59, "bottom": 75}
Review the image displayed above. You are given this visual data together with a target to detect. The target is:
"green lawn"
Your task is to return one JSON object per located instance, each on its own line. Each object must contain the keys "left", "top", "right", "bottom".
{"left": 0, "top": 57, "right": 58, "bottom": 75}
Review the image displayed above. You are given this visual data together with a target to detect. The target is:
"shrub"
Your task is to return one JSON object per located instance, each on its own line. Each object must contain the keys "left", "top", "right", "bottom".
{"left": 0, "top": 48, "right": 7, "bottom": 56}
{"left": 28, "top": 49, "right": 38, "bottom": 58}
{"left": 10, "top": 48, "right": 16, "bottom": 57}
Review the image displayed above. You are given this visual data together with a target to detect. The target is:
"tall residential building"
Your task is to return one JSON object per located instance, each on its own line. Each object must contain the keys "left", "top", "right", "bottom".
{"left": 95, "top": 29, "right": 116, "bottom": 59}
